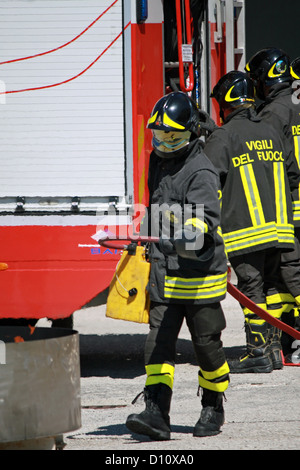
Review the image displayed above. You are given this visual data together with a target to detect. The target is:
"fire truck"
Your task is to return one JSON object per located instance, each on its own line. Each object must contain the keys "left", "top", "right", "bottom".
{"left": 0, "top": 0, "right": 245, "bottom": 325}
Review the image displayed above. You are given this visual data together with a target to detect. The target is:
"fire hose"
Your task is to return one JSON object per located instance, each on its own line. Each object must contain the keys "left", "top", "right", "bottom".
{"left": 98, "top": 234, "right": 300, "bottom": 342}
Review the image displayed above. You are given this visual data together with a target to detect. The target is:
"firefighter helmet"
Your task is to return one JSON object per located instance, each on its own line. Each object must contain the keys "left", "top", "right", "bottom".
{"left": 245, "top": 47, "right": 291, "bottom": 99}
{"left": 147, "top": 92, "right": 200, "bottom": 158}
{"left": 291, "top": 57, "right": 300, "bottom": 80}
{"left": 210, "top": 71, "right": 255, "bottom": 118}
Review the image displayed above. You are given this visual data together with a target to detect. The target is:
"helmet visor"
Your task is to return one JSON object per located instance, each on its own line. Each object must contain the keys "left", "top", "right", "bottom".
{"left": 152, "top": 129, "right": 191, "bottom": 154}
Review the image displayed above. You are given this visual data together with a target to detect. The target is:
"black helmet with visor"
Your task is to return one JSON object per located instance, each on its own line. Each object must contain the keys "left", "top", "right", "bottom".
{"left": 210, "top": 71, "right": 255, "bottom": 120}
{"left": 291, "top": 57, "right": 300, "bottom": 80}
{"left": 245, "top": 47, "right": 291, "bottom": 99}
{"left": 147, "top": 92, "right": 200, "bottom": 159}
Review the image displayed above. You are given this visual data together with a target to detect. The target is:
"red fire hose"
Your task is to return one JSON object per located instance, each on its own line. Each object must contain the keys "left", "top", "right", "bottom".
{"left": 227, "top": 281, "right": 300, "bottom": 340}
{"left": 98, "top": 235, "right": 300, "bottom": 341}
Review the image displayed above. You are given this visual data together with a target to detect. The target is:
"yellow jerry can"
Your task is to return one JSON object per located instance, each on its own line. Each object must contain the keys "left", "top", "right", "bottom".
{"left": 106, "top": 245, "right": 150, "bottom": 324}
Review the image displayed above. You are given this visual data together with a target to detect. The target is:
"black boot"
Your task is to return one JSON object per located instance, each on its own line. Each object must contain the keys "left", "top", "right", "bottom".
{"left": 193, "top": 388, "right": 225, "bottom": 437}
{"left": 281, "top": 309, "right": 300, "bottom": 361}
{"left": 230, "top": 321, "right": 273, "bottom": 373}
{"left": 126, "top": 383, "right": 172, "bottom": 440}
{"left": 268, "top": 326, "right": 283, "bottom": 369}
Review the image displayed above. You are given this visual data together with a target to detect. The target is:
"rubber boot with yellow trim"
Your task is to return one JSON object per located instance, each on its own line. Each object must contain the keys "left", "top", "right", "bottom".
{"left": 266, "top": 293, "right": 285, "bottom": 369}
{"left": 281, "top": 307, "right": 300, "bottom": 361}
{"left": 268, "top": 326, "right": 283, "bottom": 369}
{"left": 231, "top": 315, "right": 273, "bottom": 373}
{"left": 193, "top": 362, "right": 229, "bottom": 437}
{"left": 126, "top": 383, "right": 172, "bottom": 440}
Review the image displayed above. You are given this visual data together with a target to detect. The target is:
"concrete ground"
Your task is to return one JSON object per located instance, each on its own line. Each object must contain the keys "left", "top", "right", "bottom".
{"left": 49, "top": 272, "right": 300, "bottom": 452}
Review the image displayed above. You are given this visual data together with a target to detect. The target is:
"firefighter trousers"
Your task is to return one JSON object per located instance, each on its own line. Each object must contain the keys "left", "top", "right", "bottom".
{"left": 230, "top": 247, "right": 283, "bottom": 320}
{"left": 280, "top": 227, "right": 300, "bottom": 305}
{"left": 144, "top": 301, "right": 230, "bottom": 393}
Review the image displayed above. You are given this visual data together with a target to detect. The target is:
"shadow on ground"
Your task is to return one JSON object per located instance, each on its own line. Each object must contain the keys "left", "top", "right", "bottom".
{"left": 79, "top": 333, "right": 245, "bottom": 379}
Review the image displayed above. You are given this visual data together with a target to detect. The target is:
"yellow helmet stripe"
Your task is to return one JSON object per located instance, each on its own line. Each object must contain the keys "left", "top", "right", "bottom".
{"left": 225, "top": 85, "right": 240, "bottom": 102}
{"left": 147, "top": 111, "right": 158, "bottom": 125}
{"left": 268, "top": 61, "right": 285, "bottom": 78}
{"left": 163, "top": 112, "right": 185, "bottom": 129}
{"left": 291, "top": 66, "right": 300, "bottom": 80}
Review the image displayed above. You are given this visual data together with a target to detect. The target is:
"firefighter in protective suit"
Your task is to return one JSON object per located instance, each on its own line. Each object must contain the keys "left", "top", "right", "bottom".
{"left": 125, "top": 92, "right": 230, "bottom": 440}
{"left": 245, "top": 48, "right": 300, "bottom": 360}
{"left": 204, "top": 71, "right": 300, "bottom": 373}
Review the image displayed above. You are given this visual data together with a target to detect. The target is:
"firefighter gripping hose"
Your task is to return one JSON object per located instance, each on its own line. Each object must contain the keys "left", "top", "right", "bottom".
{"left": 98, "top": 234, "right": 300, "bottom": 341}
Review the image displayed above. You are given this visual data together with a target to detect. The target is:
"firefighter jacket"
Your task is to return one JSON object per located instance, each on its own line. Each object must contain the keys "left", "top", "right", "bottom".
{"left": 204, "top": 107, "right": 300, "bottom": 259}
{"left": 258, "top": 82, "right": 300, "bottom": 226}
{"left": 145, "top": 139, "right": 228, "bottom": 305}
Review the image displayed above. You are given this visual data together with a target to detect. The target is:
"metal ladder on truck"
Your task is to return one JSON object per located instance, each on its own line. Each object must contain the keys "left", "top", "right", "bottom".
{"left": 163, "top": 0, "right": 246, "bottom": 112}
{"left": 214, "top": 0, "right": 246, "bottom": 73}
{"left": 209, "top": 0, "right": 246, "bottom": 121}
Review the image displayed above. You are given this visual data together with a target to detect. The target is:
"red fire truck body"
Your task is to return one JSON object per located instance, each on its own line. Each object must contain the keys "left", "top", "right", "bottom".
{"left": 0, "top": 0, "right": 245, "bottom": 321}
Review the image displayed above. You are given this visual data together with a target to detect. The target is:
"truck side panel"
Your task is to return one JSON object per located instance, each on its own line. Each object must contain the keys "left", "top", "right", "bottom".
{"left": 0, "top": 0, "right": 164, "bottom": 319}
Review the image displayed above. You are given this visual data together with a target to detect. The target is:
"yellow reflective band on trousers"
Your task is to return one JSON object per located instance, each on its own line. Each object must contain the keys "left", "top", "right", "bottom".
{"left": 145, "top": 363, "right": 175, "bottom": 389}
{"left": 243, "top": 304, "right": 267, "bottom": 325}
{"left": 164, "top": 272, "right": 227, "bottom": 300}
{"left": 294, "top": 307, "right": 300, "bottom": 318}
{"left": 198, "top": 362, "right": 230, "bottom": 393}
{"left": 266, "top": 292, "right": 291, "bottom": 317}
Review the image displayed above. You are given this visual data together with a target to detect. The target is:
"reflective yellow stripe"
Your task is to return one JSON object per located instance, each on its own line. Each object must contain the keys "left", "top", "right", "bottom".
{"left": 268, "top": 61, "right": 285, "bottom": 78}
{"left": 198, "top": 362, "right": 230, "bottom": 393}
{"left": 163, "top": 112, "right": 185, "bottom": 129}
{"left": 164, "top": 272, "right": 227, "bottom": 300}
{"left": 266, "top": 292, "right": 284, "bottom": 318}
{"left": 294, "top": 135, "right": 300, "bottom": 167}
{"left": 295, "top": 295, "right": 300, "bottom": 306}
{"left": 165, "top": 272, "right": 227, "bottom": 288}
{"left": 293, "top": 201, "right": 300, "bottom": 221}
{"left": 145, "top": 363, "right": 174, "bottom": 376}
{"left": 198, "top": 377, "right": 229, "bottom": 392}
{"left": 145, "top": 363, "right": 175, "bottom": 389}
{"left": 146, "top": 375, "right": 173, "bottom": 388}
{"left": 147, "top": 111, "right": 158, "bottom": 125}
{"left": 266, "top": 293, "right": 283, "bottom": 305}
{"left": 200, "top": 362, "right": 230, "bottom": 381}
{"left": 240, "top": 164, "right": 265, "bottom": 226}
{"left": 267, "top": 307, "right": 283, "bottom": 319}
{"left": 223, "top": 222, "right": 294, "bottom": 253}
{"left": 225, "top": 85, "right": 240, "bottom": 103}
{"left": 291, "top": 66, "right": 300, "bottom": 79}
{"left": 274, "top": 162, "right": 288, "bottom": 225}
{"left": 243, "top": 304, "right": 266, "bottom": 325}
{"left": 268, "top": 292, "right": 294, "bottom": 305}
{"left": 164, "top": 285, "right": 227, "bottom": 300}
{"left": 293, "top": 135, "right": 300, "bottom": 203}
{"left": 185, "top": 217, "right": 208, "bottom": 232}
{"left": 294, "top": 307, "right": 300, "bottom": 317}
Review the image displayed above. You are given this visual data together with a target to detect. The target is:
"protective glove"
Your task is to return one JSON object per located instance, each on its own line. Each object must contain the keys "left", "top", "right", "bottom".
{"left": 198, "top": 109, "right": 218, "bottom": 135}
{"left": 159, "top": 237, "right": 175, "bottom": 255}
{"left": 173, "top": 229, "right": 215, "bottom": 262}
